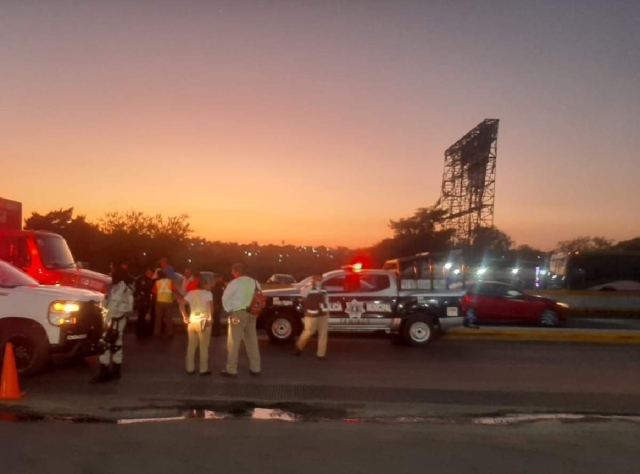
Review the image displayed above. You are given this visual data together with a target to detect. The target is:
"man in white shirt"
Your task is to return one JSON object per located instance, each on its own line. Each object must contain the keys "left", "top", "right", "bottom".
{"left": 180, "top": 276, "right": 214, "bottom": 375}
{"left": 221, "top": 263, "right": 261, "bottom": 377}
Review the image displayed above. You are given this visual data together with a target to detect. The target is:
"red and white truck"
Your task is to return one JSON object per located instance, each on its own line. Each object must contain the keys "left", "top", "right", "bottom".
{"left": 0, "top": 198, "right": 110, "bottom": 293}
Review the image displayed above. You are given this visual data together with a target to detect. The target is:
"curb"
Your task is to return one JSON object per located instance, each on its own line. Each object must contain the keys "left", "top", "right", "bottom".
{"left": 443, "top": 327, "right": 640, "bottom": 344}
{"left": 2, "top": 405, "right": 640, "bottom": 426}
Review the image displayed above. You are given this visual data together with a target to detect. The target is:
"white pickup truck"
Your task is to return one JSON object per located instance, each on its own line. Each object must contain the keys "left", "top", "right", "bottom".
{"left": 0, "top": 260, "right": 105, "bottom": 375}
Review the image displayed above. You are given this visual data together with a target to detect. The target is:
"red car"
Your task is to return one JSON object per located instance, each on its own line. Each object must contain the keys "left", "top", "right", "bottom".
{"left": 460, "top": 281, "right": 568, "bottom": 327}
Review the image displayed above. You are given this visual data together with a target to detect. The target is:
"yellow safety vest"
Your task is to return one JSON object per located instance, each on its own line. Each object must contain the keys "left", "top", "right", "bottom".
{"left": 156, "top": 278, "right": 173, "bottom": 303}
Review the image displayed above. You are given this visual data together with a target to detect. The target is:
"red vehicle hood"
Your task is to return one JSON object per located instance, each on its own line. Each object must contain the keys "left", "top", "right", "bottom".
{"left": 55, "top": 268, "right": 111, "bottom": 293}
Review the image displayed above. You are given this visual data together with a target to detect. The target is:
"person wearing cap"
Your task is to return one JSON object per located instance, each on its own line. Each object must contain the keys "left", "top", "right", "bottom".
{"left": 152, "top": 269, "right": 180, "bottom": 338}
{"left": 180, "top": 275, "right": 214, "bottom": 375}
{"left": 220, "top": 263, "right": 261, "bottom": 377}
{"left": 295, "top": 275, "right": 330, "bottom": 360}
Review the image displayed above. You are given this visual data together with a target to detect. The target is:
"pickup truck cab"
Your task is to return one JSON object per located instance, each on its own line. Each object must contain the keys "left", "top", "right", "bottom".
{"left": 0, "top": 230, "right": 110, "bottom": 293}
{"left": 259, "top": 268, "right": 464, "bottom": 346}
{"left": 0, "top": 260, "right": 104, "bottom": 375}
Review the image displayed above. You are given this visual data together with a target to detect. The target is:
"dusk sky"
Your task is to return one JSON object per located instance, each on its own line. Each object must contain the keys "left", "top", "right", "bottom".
{"left": 2, "top": 1, "right": 639, "bottom": 250}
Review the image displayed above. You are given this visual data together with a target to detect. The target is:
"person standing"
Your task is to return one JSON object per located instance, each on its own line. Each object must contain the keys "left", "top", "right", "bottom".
{"left": 211, "top": 275, "right": 226, "bottom": 337}
{"left": 221, "top": 263, "right": 261, "bottom": 377}
{"left": 134, "top": 268, "right": 155, "bottom": 338}
{"left": 152, "top": 269, "right": 180, "bottom": 338}
{"left": 92, "top": 268, "right": 134, "bottom": 383}
{"left": 181, "top": 268, "right": 196, "bottom": 296}
{"left": 159, "top": 257, "right": 176, "bottom": 280}
{"left": 295, "top": 275, "right": 330, "bottom": 360}
{"left": 180, "top": 276, "right": 214, "bottom": 375}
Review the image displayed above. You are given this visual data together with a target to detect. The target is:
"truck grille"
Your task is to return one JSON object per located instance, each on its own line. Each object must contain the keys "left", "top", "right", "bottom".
{"left": 78, "top": 300, "right": 104, "bottom": 339}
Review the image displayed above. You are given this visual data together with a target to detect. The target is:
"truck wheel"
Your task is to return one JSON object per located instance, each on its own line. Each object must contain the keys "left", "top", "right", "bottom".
{"left": 0, "top": 323, "right": 51, "bottom": 376}
{"left": 401, "top": 315, "right": 435, "bottom": 347}
{"left": 265, "top": 312, "right": 301, "bottom": 344}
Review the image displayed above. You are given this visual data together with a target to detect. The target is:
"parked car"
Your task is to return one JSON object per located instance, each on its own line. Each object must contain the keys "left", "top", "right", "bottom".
{"left": 266, "top": 274, "right": 296, "bottom": 285}
{"left": 460, "top": 281, "right": 568, "bottom": 327}
{"left": 198, "top": 271, "right": 217, "bottom": 288}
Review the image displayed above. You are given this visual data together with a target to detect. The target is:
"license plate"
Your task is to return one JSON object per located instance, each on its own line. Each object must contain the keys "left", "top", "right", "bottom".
{"left": 446, "top": 307, "right": 459, "bottom": 317}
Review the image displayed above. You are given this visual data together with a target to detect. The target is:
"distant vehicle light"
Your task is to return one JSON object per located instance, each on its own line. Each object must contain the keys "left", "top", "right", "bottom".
{"left": 512, "top": 268, "right": 519, "bottom": 274}
{"left": 444, "top": 262, "right": 453, "bottom": 270}
{"left": 477, "top": 268, "right": 487, "bottom": 276}
{"left": 453, "top": 269, "right": 461, "bottom": 275}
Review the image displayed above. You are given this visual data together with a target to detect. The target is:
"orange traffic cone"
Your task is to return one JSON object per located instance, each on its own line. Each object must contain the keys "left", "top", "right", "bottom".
{"left": 0, "top": 343, "right": 25, "bottom": 400}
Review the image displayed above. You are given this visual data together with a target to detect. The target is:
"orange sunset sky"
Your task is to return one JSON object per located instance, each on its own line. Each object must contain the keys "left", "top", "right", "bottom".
{"left": 2, "top": 1, "right": 639, "bottom": 250}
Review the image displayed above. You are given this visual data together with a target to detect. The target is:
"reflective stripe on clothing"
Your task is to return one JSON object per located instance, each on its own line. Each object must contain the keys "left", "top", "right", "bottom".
{"left": 156, "top": 278, "right": 174, "bottom": 303}
{"left": 184, "top": 289, "right": 213, "bottom": 323}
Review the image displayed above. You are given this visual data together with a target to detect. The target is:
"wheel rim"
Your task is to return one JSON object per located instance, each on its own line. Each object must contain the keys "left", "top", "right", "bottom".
{"left": 6, "top": 335, "right": 35, "bottom": 372}
{"left": 409, "top": 322, "right": 431, "bottom": 343}
{"left": 271, "top": 318, "right": 293, "bottom": 339}
{"left": 541, "top": 310, "right": 559, "bottom": 327}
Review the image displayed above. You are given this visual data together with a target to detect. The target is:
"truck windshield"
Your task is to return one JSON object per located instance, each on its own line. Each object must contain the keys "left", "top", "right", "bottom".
{"left": 35, "top": 234, "right": 76, "bottom": 269}
{"left": 0, "top": 261, "right": 39, "bottom": 287}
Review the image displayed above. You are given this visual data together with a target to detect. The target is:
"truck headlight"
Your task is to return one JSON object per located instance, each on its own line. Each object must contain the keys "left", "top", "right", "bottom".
{"left": 48, "top": 301, "right": 81, "bottom": 326}
{"left": 557, "top": 302, "right": 570, "bottom": 309}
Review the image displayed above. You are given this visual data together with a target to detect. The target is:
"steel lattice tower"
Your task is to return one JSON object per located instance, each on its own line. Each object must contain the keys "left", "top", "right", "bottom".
{"left": 439, "top": 119, "right": 499, "bottom": 244}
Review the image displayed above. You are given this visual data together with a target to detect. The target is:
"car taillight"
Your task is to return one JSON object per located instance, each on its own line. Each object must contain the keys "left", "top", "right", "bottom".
{"left": 461, "top": 295, "right": 470, "bottom": 311}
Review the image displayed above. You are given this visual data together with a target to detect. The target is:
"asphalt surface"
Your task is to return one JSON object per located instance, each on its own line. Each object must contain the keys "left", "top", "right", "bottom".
{"left": 2, "top": 418, "right": 639, "bottom": 474}
{"left": 6, "top": 331, "right": 640, "bottom": 419}
{"left": 440, "top": 315, "right": 640, "bottom": 331}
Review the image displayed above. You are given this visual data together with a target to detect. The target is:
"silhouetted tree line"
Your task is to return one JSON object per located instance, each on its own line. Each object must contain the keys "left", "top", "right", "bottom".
{"left": 24, "top": 207, "right": 639, "bottom": 281}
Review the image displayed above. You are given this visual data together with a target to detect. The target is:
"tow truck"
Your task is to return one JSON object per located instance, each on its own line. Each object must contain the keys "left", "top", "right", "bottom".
{"left": 259, "top": 261, "right": 465, "bottom": 346}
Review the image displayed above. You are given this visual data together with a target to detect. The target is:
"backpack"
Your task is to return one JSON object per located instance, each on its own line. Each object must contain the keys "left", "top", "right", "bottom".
{"left": 249, "top": 279, "right": 266, "bottom": 316}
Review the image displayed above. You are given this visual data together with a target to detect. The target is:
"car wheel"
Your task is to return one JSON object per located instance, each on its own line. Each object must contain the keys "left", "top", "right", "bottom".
{"left": 401, "top": 315, "right": 435, "bottom": 347}
{"left": 540, "top": 310, "right": 560, "bottom": 327}
{"left": 265, "top": 312, "right": 301, "bottom": 344}
{"left": 0, "top": 323, "right": 51, "bottom": 376}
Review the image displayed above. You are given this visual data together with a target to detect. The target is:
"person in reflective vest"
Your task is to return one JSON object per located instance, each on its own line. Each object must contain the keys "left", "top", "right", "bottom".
{"left": 152, "top": 269, "right": 180, "bottom": 338}
{"left": 180, "top": 275, "right": 214, "bottom": 375}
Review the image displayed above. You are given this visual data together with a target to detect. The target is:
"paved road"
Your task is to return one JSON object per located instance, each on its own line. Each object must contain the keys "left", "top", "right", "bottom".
{"left": 11, "top": 333, "right": 640, "bottom": 419}
{"left": 2, "top": 418, "right": 639, "bottom": 474}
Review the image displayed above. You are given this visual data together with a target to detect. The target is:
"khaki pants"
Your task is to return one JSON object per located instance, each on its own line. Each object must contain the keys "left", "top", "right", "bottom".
{"left": 297, "top": 314, "right": 329, "bottom": 357}
{"left": 226, "top": 310, "right": 261, "bottom": 374}
{"left": 154, "top": 302, "right": 174, "bottom": 336}
{"left": 186, "top": 321, "right": 212, "bottom": 373}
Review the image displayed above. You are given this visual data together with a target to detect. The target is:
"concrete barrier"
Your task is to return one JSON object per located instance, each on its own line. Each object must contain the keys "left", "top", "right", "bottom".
{"left": 527, "top": 290, "right": 640, "bottom": 314}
